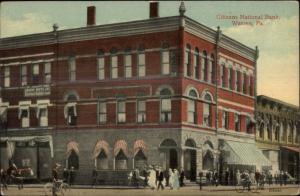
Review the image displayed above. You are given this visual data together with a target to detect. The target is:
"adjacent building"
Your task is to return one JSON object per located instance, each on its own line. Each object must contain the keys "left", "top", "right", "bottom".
{"left": 256, "top": 95, "right": 300, "bottom": 181}
{"left": 0, "top": 2, "right": 270, "bottom": 184}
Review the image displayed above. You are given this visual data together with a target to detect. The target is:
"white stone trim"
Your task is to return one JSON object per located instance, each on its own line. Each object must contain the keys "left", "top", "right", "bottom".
{"left": 0, "top": 52, "right": 54, "bottom": 61}
{"left": 218, "top": 98, "right": 254, "bottom": 111}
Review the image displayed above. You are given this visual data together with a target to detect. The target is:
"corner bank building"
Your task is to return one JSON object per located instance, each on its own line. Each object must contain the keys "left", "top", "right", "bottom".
{"left": 0, "top": 2, "right": 272, "bottom": 184}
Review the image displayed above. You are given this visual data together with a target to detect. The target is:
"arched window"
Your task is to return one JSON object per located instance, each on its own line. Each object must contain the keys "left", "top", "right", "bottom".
{"left": 133, "top": 140, "right": 147, "bottom": 169}
{"left": 93, "top": 140, "right": 110, "bottom": 170}
{"left": 210, "top": 54, "right": 215, "bottom": 84}
{"left": 188, "top": 89, "right": 197, "bottom": 124}
{"left": 267, "top": 118, "right": 272, "bottom": 140}
{"left": 185, "top": 44, "right": 191, "bottom": 77}
{"left": 66, "top": 141, "right": 79, "bottom": 170}
{"left": 114, "top": 140, "right": 128, "bottom": 170}
{"left": 161, "top": 43, "right": 170, "bottom": 75}
{"left": 194, "top": 48, "right": 200, "bottom": 79}
{"left": 259, "top": 123, "right": 264, "bottom": 138}
{"left": 203, "top": 91, "right": 213, "bottom": 127}
{"left": 160, "top": 88, "right": 172, "bottom": 122}
{"left": 202, "top": 51, "right": 208, "bottom": 81}
{"left": 275, "top": 122, "right": 280, "bottom": 141}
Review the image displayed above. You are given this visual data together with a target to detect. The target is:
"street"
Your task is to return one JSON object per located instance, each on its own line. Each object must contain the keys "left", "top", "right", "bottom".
{"left": 2, "top": 185, "right": 299, "bottom": 196}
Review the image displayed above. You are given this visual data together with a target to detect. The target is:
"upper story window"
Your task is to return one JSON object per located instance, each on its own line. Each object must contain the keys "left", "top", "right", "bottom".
{"left": 209, "top": 54, "right": 215, "bottom": 84}
{"left": 37, "top": 100, "right": 49, "bottom": 127}
{"left": 137, "top": 45, "right": 146, "bottom": 77}
{"left": 44, "top": 63, "right": 51, "bottom": 84}
{"left": 274, "top": 123, "right": 280, "bottom": 141}
{"left": 234, "top": 113, "right": 240, "bottom": 131}
{"left": 19, "top": 103, "right": 30, "bottom": 128}
{"left": 194, "top": 48, "right": 200, "bottom": 79}
{"left": 160, "top": 88, "right": 172, "bottom": 122}
{"left": 124, "top": 48, "right": 132, "bottom": 78}
{"left": 220, "top": 64, "right": 226, "bottom": 87}
{"left": 243, "top": 73, "right": 247, "bottom": 94}
{"left": 229, "top": 68, "right": 234, "bottom": 90}
{"left": 288, "top": 123, "right": 293, "bottom": 143}
{"left": 267, "top": 120, "right": 272, "bottom": 140}
{"left": 249, "top": 75, "right": 254, "bottom": 96}
{"left": 246, "top": 116, "right": 252, "bottom": 133}
{"left": 97, "top": 50, "right": 105, "bottom": 80}
{"left": 21, "top": 65, "right": 27, "bottom": 86}
{"left": 203, "top": 92, "right": 213, "bottom": 127}
{"left": 202, "top": 51, "right": 208, "bottom": 82}
{"left": 64, "top": 93, "right": 78, "bottom": 126}
{"left": 98, "top": 100, "right": 106, "bottom": 124}
{"left": 117, "top": 100, "right": 126, "bottom": 123}
{"left": 110, "top": 48, "right": 118, "bottom": 79}
{"left": 259, "top": 124, "right": 264, "bottom": 139}
{"left": 32, "top": 64, "right": 39, "bottom": 84}
{"left": 222, "top": 110, "right": 229, "bottom": 130}
{"left": 68, "top": 57, "right": 76, "bottom": 81}
{"left": 185, "top": 44, "right": 191, "bottom": 77}
{"left": 137, "top": 100, "right": 146, "bottom": 123}
{"left": 161, "top": 43, "right": 170, "bottom": 75}
{"left": 4, "top": 67, "right": 10, "bottom": 87}
{"left": 188, "top": 89, "right": 197, "bottom": 124}
{"left": 237, "top": 70, "right": 241, "bottom": 92}
{"left": 235, "top": 70, "right": 239, "bottom": 91}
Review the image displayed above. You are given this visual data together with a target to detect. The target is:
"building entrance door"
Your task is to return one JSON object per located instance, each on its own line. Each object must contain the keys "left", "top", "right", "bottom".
{"left": 169, "top": 149, "right": 178, "bottom": 169}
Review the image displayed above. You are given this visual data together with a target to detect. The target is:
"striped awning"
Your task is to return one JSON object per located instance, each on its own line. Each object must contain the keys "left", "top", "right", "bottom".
{"left": 66, "top": 141, "right": 79, "bottom": 158}
{"left": 134, "top": 139, "right": 147, "bottom": 156}
{"left": 114, "top": 140, "right": 128, "bottom": 157}
{"left": 93, "top": 140, "right": 110, "bottom": 159}
{"left": 0, "top": 106, "right": 7, "bottom": 122}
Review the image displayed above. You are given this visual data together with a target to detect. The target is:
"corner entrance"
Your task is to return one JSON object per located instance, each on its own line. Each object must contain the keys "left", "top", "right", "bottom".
{"left": 159, "top": 139, "right": 178, "bottom": 170}
{"left": 184, "top": 139, "right": 197, "bottom": 181}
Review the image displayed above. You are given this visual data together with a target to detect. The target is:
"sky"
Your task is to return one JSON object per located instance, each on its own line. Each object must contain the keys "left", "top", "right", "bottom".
{"left": 0, "top": 1, "right": 299, "bottom": 106}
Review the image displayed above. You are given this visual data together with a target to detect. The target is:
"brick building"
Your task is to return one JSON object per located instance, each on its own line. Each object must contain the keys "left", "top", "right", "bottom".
{"left": 0, "top": 2, "right": 270, "bottom": 184}
{"left": 256, "top": 95, "right": 300, "bottom": 181}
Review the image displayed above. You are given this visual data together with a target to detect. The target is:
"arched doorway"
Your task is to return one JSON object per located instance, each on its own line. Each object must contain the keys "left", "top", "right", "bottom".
{"left": 184, "top": 139, "right": 197, "bottom": 181}
{"left": 160, "top": 139, "right": 178, "bottom": 170}
{"left": 202, "top": 141, "right": 215, "bottom": 171}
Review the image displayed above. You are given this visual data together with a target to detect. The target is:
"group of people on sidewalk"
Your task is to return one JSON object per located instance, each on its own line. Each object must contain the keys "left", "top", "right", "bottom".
{"left": 128, "top": 165, "right": 185, "bottom": 190}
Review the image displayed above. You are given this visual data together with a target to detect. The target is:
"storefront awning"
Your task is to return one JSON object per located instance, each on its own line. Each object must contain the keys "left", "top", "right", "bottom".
{"left": 281, "top": 146, "right": 300, "bottom": 153}
{"left": 0, "top": 106, "right": 7, "bottom": 121}
{"left": 222, "top": 140, "right": 271, "bottom": 167}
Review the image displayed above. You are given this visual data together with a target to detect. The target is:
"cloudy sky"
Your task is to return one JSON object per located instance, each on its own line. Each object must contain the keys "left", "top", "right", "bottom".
{"left": 1, "top": 1, "right": 299, "bottom": 106}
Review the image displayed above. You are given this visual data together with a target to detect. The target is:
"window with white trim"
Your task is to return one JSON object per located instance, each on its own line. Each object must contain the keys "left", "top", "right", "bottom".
{"left": 222, "top": 111, "right": 229, "bottom": 130}
{"left": 203, "top": 51, "right": 208, "bottom": 82}
{"left": 160, "top": 88, "right": 172, "bottom": 122}
{"left": 185, "top": 44, "right": 191, "bottom": 77}
{"left": 234, "top": 113, "right": 240, "bottom": 132}
{"left": 39, "top": 107, "right": 48, "bottom": 127}
{"left": 124, "top": 53, "right": 132, "bottom": 78}
{"left": 67, "top": 105, "right": 77, "bottom": 126}
{"left": 208, "top": 56, "right": 212, "bottom": 83}
{"left": 97, "top": 50, "right": 105, "bottom": 80}
{"left": 4, "top": 67, "right": 10, "bottom": 87}
{"left": 229, "top": 68, "right": 233, "bottom": 90}
{"left": 246, "top": 116, "right": 252, "bottom": 133}
{"left": 117, "top": 100, "right": 126, "bottom": 123}
{"left": 203, "top": 92, "right": 213, "bottom": 127}
{"left": 220, "top": 65, "right": 225, "bottom": 87}
{"left": 137, "top": 100, "right": 146, "bottom": 123}
{"left": 98, "top": 101, "right": 106, "bottom": 124}
{"left": 210, "top": 55, "right": 215, "bottom": 84}
{"left": 44, "top": 63, "right": 51, "bottom": 84}
{"left": 243, "top": 73, "right": 247, "bottom": 94}
{"left": 21, "top": 65, "right": 27, "bottom": 86}
{"left": 235, "top": 70, "right": 238, "bottom": 91}
{"left": 68, "top": 57, "right": 76, "bottom": 81}
{"left": 138, "top": 52, "right": 145, "bottom": 77}
{"left": 161, "top": 43, "right": 170, "bottom": 75}
{"left": 194, "top": 48, "right": 200, "bottom": 79}
{"left": 188, "top": 90, "right": 197, "bottom": 124}
{"left": 111, "top": 55, "right": 118, "bottom": 79}
{"left": 19, "top": 107, "right": 30, "bottom": 128}
{"left": 32, "top": 64, "right": 39, "bottom": 84}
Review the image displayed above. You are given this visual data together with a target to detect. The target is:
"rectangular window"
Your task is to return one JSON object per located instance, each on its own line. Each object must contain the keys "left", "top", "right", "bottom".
{"left": 203, "top": 103, "right": 211, "bottom": 127}
{"left": 235, "top": 70, "right": 238, "bottom": 91}
{"left": 194, "top": 54, "right": 199, "bottom": 79}
{"left": 138, "top": 53, "right": 145, "bottom": 77}
{"left": 44, "top": 63, "right": 51, "bottom": 83}
{"left": 32, "top": 64, "right": 39, "bottom": 84}
{"left": 68, "top": 57, "right": 76, "bottom": 81}
{"left": 98, "top": 101, "right": 107, "bottom": 124}
{"left": 222, "top": 111, "right": 229, "bottom": 129}
{"left": 208, "top": 60, "right": 212, "bottom": 83}
{"left": 21, "top": 65, "right": 27, "bottom": 86}
{"left": 117, "top": 100, "right": 126, "bottom": 123}
{"left": 67, "top": 106, "right": 77, "bottom": 126}
{"left": 162, "top": 51, "right": 170, "bottom": 75}
{"left": 243, "top": 73, "right": 247, "bottom": 94}
{"left": 188, "top": 99, "right": 196, "bottom": 124}
{"left": 137, "top": 100, "right": 146, "bottom": 123}
{"left": 39, "top": 108, "right": 48, "bottom": 127}
{"left": 124, "top": 54, "right": 132, "bottom": 78}
{"left": 20, "top": 108, "right": 29, "bottom": 128}
{"left": 201, "top": 58, "right": 205, "bottom": 81}
{"left": 111, "top": 56, "right": 118, "bottom": 79}
{"left": 4, "top": 67, "right": 10, "bottom": 87}
{"left": 161, "top": 98, "right": 171, "bottom": 122}
{"left": 234, "top": 114, "right": 240, "bottom": 131}
{"left": 229, "top": 68, "right": 233, "bottom": 90}
{"left": 246, "top": 116, "right": 251, "bottom": 133}
{"left": 97, "top": 57, "right": 105, "bottom": 80}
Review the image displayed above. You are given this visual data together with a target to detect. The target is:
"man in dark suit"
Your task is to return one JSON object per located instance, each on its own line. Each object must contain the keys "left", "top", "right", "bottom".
{"left": 157, "top": 167, "right": 164, "bottom": 190}
{"left": 199, "top": 171, "right": 203, "bottom": 190}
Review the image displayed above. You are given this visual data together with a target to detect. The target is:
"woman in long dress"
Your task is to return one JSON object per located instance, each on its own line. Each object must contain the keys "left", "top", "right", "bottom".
{"left": 148, "top": 167, "right": 157, "bottom": 190}
{"left": 168, "top": 169, "right": 174, "bottom": 189}
{"left": 172, "top": 169, "right": 180, "bottom": 190}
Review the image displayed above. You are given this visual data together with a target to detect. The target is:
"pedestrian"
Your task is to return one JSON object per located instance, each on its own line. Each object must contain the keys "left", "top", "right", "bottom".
{"left": 255, "top": 169, "right": 260, "bottom": 186}
{"left": 91, "top": 167, "right": 97, "bottom": 187}
{"left": 250, "top": 170, "right": 255, "bottom": 185}
{"left": 236, "top": 170, "right": 241, "bottom": 185}
{"left": 172, "top": 169, "right": 180, "bottom": 190}
{"left": 69, "top": 166, "right": 76, "bottom": 186}
{"left": 283, "top": 171, "right": 288, "bottom": 186}
{"left": 52, "top": 164, "right": 59, "bottom": 196}
{"left": 225, "top": 168, "right": 229, "bottom": 186}
{"left": 63, "top": 168, "right": 69, "bottom": 184}
{"left": 157, "top": 167, "right": 164, "bottom": 190}
{"left": 279, "top": 170, "right": 283, "bottom": 186}
{"left": 148, "top": 165, "right": 156, "bottom": 190}
{"left": 179, "top": 168, "right": 185, "bottom": 187}
{"left": 267, "top": 171, "right": 272, "bottom": 186}
{"left": 274, "top": 171, "right": 279, "bottom": 184}
{"left": 199, "top": 171, "right": 203, "bottom": 190}
{"left": 213, "top": 170, "right": 219, "bottom": 186}
{"left": 164, "top": 169, "right": 169, "bottom": 187}
{"left": 168, "top": 169, "right": 174, "bottom": 189}
{"left": 155, "top": 166, "right": 159, "bottom": 187}
{"left": 206, "top": 171, "right": 210, "bottom": 185}
{"left": 0, "top": 169, "right": 8, "bottom": 191}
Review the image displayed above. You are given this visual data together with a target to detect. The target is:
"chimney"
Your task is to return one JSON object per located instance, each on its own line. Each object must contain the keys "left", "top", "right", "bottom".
{"left": 87, "top": 6, "right": 96, "bottom": 26}
{"left": 149, "top": 1, "right": 159, "bottom": 18}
